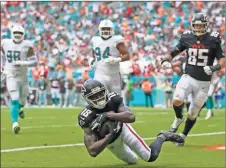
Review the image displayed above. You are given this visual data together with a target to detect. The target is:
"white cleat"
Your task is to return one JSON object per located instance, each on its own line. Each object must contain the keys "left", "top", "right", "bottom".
{"left": 12, "top": 122, "right": 20, "bottom": 134}
{"left": 176, "top": 133, "right": 186, "bottom": 146}
{"left": 169, "top": 117, "right": 184, "bottom": 133}
{"left": 205, "top": 110, "right": 213, "bottom": 120}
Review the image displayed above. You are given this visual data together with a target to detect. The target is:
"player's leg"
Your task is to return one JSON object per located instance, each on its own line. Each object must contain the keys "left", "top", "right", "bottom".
{"left": 106, "top": 73, "right": 122, "bottom": 95}
{"left": 19, "top": 81, "right": 29, "bottom": 119}
{"left": 51, "top": 88, "right": 57, "bottom": 107}
{"left": 6, "top": 76, "right": 20, "bottom": 133}
{"left": 178, "top": 81, "right": 209, "bottom": 146}
{"left": 94, "top": 72, "right": 109, "bottom": 90}
{"left": 170, "top": 74, "right": 192, "bottom": 132}
{"left": 205, "top": 83, "right": 215, "bottom": 119}
{"left": 107, "top": 137, "right": 138, "bottom": 165}
{"left": 64, "top": 89, "right": 69, "bottom": 107}
{"left": 121, "top": 123, "right": 184, "bottom": 162}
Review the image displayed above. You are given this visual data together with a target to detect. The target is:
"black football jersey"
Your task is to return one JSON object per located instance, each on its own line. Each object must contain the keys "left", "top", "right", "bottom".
{"left": 178, "top": 56, "right": 187, "bottom": 77}
{"left": 78, "top": 92, "right": 123, "bottom": 128}
{"left": 175, "top": 31, "right": 224, "bottom": 81}
{"left": 78, "top": 92, "right": 123, "bottom": 143}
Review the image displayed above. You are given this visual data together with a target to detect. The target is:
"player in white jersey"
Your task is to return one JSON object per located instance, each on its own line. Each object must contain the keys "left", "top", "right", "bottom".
{"left": 205, "top": 68, "right": 224, "bottom": 120}
{"left": 89, "top": 19, "right": 130, "bottom": 95}
{"left": 1, "top": 24, "right": 38, "bottom": 134}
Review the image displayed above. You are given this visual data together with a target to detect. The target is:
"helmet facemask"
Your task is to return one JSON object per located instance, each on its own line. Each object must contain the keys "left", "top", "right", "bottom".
{"left": 99, "top": 27, "right": 113, "bottom": 39}
{"left": 12, "top": 31, "right": 24, "bottom": 43}
{"left": 191, "top": 21, "right": 208, "bottom": 36}
{"left": 84, "top": 86, "right": 108, "bottom": 109}
{"left": 11, "top": 25, "right": 25, "bottom": 43}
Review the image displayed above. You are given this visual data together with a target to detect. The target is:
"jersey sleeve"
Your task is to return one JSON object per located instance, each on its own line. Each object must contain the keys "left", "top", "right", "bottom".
{"left": 1, "top": 39, "right": 5, "bottom": 54}
{"left": 90, "top": 37, "right": 95, "bottom": 50}
{"left": 109, "top": 92, "right": 123, "bottom": 112}
{"left": 26, "top": 40, "right": 34, "bottom": 48}
{"left": 114, "top": 35, "right": 124, "bottom": 47}
{"left": 177, "top": 31, "right": 191, "bottom": 52}
{"left": 211, "top": 32, "right": 224, "bottom": 60}
{"left": 78, "top": 107, "right": 94, "bottom": 128}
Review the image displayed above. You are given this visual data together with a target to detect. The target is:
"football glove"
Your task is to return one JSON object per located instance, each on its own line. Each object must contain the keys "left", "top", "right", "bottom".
{"left": 104, "top": 57, "right": 122, "bottom": 64}
{"left": 90, "top": 113, "right": 108, "bottom": 131}
{"left": 161, "top": 61, "right": 172, "bottom": 69}
{"left": 12, "top": 61, "right": 21, "bottom": 66}
{"left": 203, "top": 66, "right": 212, "bottom": 75}
{"left": 88, "top": 58, "right": 96, "bottom": 70}
{"left": 109, "top": 121, "right": 121, "bottom": 136}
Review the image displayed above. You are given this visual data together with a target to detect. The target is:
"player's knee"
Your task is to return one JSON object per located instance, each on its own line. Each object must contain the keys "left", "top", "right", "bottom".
{"left": 188, "top": 104, "right": 201, "bottom": 120}
{"left": 9, "top": 90, "right": 19, "bottom": 101}
{"left": 127, "top": 155, "right": 138, "bottom": 165}
{"left": 188, "top": 114, "right": 196, "bottom": 120}
{"left": 147, "top": 149, "right": 159, "bottom": 162}
{"left": 173, "top": 99, "right": 183, "bottom": 106}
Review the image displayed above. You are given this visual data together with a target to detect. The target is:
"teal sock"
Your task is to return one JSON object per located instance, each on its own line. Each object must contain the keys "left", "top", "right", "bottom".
{"left": 10, "top": 100, "right": 19, "bottom": 123}
{"left": 19, "top": 104, "right": 24, "bottom": 111}
{"left": 206, "top": 96, "right": 213, "bottom": 110}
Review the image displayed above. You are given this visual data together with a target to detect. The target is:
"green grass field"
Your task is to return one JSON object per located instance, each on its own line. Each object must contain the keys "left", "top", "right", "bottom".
{"left": 1, "top": 107, "right": 225, "bottom": 168}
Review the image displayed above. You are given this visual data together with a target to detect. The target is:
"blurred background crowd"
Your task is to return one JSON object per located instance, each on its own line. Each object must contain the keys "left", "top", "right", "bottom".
{"left": 1, "top": 1, "right": 225, "bottom": 108}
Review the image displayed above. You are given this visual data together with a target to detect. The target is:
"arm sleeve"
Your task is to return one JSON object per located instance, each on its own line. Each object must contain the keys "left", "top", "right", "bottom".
{"left": 115, "top": 35, "right": 124, "bottom": 47}
{"left": 170, "top": 37, "right": 186, "bottom": 57}
{"left": 215, "top": 36, "right": 224, "bottom": 60}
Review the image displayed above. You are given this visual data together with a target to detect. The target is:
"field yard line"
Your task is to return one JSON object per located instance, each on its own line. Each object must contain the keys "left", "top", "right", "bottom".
{"left": 143, "top": 131, "right": 225, "bottom": 140}
{"left": 1, "top": 131, "right": 224, "bottom": 153}
{"left": 1, "top": 121, "right": 144, "bottom": 131}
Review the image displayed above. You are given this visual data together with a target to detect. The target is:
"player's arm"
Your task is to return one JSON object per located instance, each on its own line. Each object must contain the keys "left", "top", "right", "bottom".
{"left": 14, "top": 47, "right": 38, "bottom": 67}
{"left": 116, "top": 43, "right": 130, "bottom": 62}
{"left": 83, "top": 127, "right": 114, "bottom": 157}
{"left": 1, "top": 46, "right": 6, "bottom": 71}
{"left": 106, "top": 102, "right": 135, "bottom": 123}
{"left": 161, "top": 35, "right": 186, "bottom": 68}
{"left": 204, "top": 35, "right": 225, "bottom": 75}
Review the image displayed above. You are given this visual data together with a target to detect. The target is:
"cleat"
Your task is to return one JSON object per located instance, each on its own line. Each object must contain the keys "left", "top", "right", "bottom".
{"left": 169, "top": 117, "right": 184, "bottom": 133}
{"left": 158, "top": 131, "right": 185, "bottom": 144}
{"left": 19, "top": 107, "right": 25, "bottom": 119}
{"left": 12, "top": 122, "right": 20, "bottom": 134}
{"left": 19, "top": 111, "right": 25, "bottom": 119}
{"left": 175, "top": 133, "right": 186, "bottom": 146}
{"left": 205, "top": 111, "right": 213, "bottom": 120}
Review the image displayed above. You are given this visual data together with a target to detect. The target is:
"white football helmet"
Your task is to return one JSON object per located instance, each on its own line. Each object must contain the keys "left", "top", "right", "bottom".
{"left": 98, "top": 19, "right": 114, "bottom": 39}
{"left": 11, "top": 24, "right": 25, "bottom": 43}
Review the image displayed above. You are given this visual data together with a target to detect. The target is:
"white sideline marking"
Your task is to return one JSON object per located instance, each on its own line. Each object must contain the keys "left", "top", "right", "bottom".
{"left": 1, "top": 131, "right": 224, "bottom": 153}
{"left": 1, "top": 121, "right": 144, "bottom": 131}
{"left": 143, "top": 131, "right": 225, "bottom": 140}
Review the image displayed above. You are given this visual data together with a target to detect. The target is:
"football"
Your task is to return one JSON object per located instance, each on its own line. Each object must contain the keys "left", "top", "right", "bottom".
{"left": 97, "top": 120, "right": 114, "bottom": 139}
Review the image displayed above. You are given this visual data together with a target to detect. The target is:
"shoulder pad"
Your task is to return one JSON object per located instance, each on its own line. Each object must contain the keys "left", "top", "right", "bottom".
{"left": 108, "top": 92, "right": 123, "bottom": 107}
{"left": 78, "top": 107, "right": 93, "bottom": 128}
{"left": 1, "top": 39, "right": 10, "bottom": 47}
{"left": 181, "top": 31, "right": 192, "bottom": 39}
{"left": 108, "top": 92, "right": 119, "bottom": 100}
{"left": 24, "top": 40, "right": 34, "bottom": 48}
{"left": 114, "top": 35, "right": 124, "bottom": 44}
{"left": 182, "top": 30, "right": 192, "bottom": 35}
{"left": 91, "top": 36, "right": 98, "bottom": 43}
{"left": 209, "top": 31, "right": 222, "bottom": 43}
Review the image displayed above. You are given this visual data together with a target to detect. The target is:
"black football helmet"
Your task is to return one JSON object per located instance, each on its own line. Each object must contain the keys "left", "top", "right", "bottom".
{"left": 191, "top": 13, "right": 209, "bottom": 36}
{"left": 81, "top": 79, "right": 108, "bottom": 109}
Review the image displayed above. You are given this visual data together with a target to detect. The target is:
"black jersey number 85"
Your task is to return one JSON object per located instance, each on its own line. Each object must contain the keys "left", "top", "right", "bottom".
{"left": 187, "top": 48, "right": 209, "bottom": 67}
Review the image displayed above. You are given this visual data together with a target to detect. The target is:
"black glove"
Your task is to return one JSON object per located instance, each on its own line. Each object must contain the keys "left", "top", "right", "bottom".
{"left": 90, "top": 113, "right": 108, "bottom": 131}
{"left": 108, "top": 121, "right": 120, "bottom": 137}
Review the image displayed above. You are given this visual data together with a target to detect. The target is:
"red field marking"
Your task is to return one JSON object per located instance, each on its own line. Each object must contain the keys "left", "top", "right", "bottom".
{"left": 205, "top": 145, "right": 225, "bottom": 151}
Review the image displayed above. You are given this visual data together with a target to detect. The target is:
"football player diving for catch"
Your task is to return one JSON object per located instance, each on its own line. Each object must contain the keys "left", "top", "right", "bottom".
{"left": 161, "top": 13, "right": 225, "bottom": 145}
{"left": 78, "top": 79, "right": 184, "bottom": 164}
{"left": 89, "top": 19, "right": 130, "bottom": 95}
{"left": 1, "top": 24, "right": 38, "bottom": 134}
